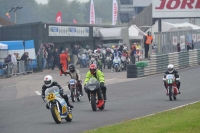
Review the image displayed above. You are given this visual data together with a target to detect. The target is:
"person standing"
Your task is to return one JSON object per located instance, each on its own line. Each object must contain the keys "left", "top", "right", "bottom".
{"left": 144, "top": 32, "right": 153, "bottom": 58}
{"left": 47, "top": 47, "right": 53, "bottom": 69}
{"left": 60, "top": 51, "right": 68, "bottom": 76}
{"left": 72, "top": 45, "right": 78, "bottom": 65}
{"left": 52, "top": 48, "right": 60, "bottom": 70}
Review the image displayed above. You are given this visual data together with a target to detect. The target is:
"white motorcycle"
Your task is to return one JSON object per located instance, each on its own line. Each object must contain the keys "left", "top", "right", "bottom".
{"left": 121, "top": 56, "right": 127, "bottom": 71}
{"left": 113, "top": 57, "right": 122, "bottom": 72}
{"left": 44, "top": 86, "right": 73, "bottom": 124}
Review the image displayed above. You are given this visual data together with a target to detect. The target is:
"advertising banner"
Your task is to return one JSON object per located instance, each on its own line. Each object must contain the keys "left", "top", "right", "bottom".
{"left": 112, "top": 0, "right": 118, "bottom": 25}
{"left": 90, "top": 0, "right": 95, "bottom": 24}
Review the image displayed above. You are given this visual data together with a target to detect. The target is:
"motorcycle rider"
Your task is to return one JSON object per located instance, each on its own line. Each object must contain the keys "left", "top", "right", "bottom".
{"left": 60, "top": 64, "right": 83, "bottom": 96}
{"left": 111, "top": 48, "right": 122, "bottom": 72}
{"left": 41, "top": 75, "right": 74, "bottom": 109}
{"left": 163, "top": 64, "right": 181, "bottom": 95}
{"left": 104, "top": 48, "right": 113, "bottom": 69}
{"left": 84, "top": 64, "right": 107, "bottom": 108}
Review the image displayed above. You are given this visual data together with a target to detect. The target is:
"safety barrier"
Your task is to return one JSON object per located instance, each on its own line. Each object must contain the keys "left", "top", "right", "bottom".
{"left": 0, "top": 60, "right": 35, "bottom": 78}
{"left": 127, "top": 49, "right": 200, "bottom": 78}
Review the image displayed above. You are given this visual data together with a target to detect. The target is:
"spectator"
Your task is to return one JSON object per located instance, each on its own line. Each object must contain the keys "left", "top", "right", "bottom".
{"left": 144, "top": 31, "right": 153, "bottom": 58}
{"left": 42, "top": 47, "right": 48, "bottom": 70}
{"left": 47, "top": 47, "right": 53, "bottom": 69}
{"left": 60, "top": 50, "right": 68, "bottom": 76}
{"left": 52, "top": 48, "right": 60, "bottom": 70}
{"left": 12, "top": 53, "right": 17, "bottom": 74}
{"left": 65, "top": 48, "right": 70, "bottom": 68}
{"left": 16, "top": 53, "right": 20, "bottom": 61}
{"left": 21, "top": 52, "right": 29, "bottom": 71}
{"left": 177, "top": 43, "right": 181, "bottom": 52}
{"left": 72, "top": 45, "right": 79, "bottom": 65}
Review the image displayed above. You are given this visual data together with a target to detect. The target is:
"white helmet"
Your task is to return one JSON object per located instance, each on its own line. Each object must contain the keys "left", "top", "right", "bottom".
{"left": 167, "top": 64, "right": 174, "bottom": 73}
{"left": 44, "top": 75, "right": 53, "bottom": 87}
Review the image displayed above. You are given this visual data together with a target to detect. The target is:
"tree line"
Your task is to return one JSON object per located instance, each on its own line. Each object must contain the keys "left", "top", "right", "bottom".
{"left": 0, "top": 0, "right": 113, "bottom": 24}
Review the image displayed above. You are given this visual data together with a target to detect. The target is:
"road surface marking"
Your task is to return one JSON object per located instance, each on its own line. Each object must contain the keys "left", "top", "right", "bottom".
{"left": 35, "top": 91, "right": 41, "bottom": 95}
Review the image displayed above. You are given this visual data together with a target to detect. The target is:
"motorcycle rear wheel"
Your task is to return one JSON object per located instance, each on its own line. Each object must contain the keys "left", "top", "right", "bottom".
{"left": 65, "top": 112, "right": 73, "bottom": 122}
{"left": 51, "top": 105, "right": 61, "bottom": 124}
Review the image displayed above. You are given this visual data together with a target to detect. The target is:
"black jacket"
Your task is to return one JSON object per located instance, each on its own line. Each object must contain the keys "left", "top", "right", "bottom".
{"left": 42, "top": 82, "right": 62, "bottom": 96}
{"left": 164, "top": 70, "right": 179, "bottom": 78}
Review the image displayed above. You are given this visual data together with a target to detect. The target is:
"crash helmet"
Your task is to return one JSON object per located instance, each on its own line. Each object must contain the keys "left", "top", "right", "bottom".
{"left": 96, "top": 48, "right": 101, "bottom": 53}
{"left": 89, "top": 64, "right": 97, "bottom": 74}
{"left": 111, "top": 45, "right": 115, "bottom": 49}
{"left": 167, "top": 64, "right": 174, "bottom": 73}
{"left": 86, "top": 45, "right": 90, "bottom": 50}
{"left": 44, "top": 75, "right": 53, "bottom": 87}
{"left": 69, "top": 64, "right": 75, "bottom": 73}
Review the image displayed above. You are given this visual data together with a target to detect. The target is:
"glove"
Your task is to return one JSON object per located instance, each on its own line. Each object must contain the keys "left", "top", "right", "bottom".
{"left": 100, "top": 82, "right": 105, "bottom": 88}
{"left": 59, "top": 89, "right": 64, "bottom": 95}
{"left": 41, "top": 95, "right": 45, "bottom": 101}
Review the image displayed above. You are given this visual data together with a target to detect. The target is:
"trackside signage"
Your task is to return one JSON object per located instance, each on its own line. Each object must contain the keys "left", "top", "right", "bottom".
{"left": 152, "top": 0, "right": 200, "bottom": 18}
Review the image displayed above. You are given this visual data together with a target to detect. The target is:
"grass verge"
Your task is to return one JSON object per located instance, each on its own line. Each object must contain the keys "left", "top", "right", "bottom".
{"left": 84, "top": 102, "right": 200, "bottom": 133}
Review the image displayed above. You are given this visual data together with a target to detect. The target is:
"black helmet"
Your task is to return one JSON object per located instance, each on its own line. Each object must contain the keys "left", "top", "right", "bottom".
{"left": 68, "top": 64, "right": 75, "bottom": 72}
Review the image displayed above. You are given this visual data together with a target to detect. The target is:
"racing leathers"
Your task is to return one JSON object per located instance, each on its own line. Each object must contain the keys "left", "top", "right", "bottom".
{"left": 61, "top": 68, "right": 83, "bottom": 96}
{"left": 84, "top": 70, "right": 107, "bottom": 101}
{"left": 163, "top": 70, "right": 181, "bottom": 94}
{"left": 41, "top": 82, "right": 74, "bottom": 108}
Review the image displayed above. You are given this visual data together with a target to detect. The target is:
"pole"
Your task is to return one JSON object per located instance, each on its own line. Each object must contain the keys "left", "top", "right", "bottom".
{"left": 15, "top": 12, "right": 17, "bottom": 24}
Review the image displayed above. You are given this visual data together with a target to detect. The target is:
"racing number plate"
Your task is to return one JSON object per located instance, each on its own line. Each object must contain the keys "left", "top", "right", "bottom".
{"left": 47, "top": 93, "right": 55, "bottom": 101}
{"left": 167, "top": 79, "right": 173, "bottom": 84}
{"left": 62, "top": 105, "right": 68, "bottom": 114}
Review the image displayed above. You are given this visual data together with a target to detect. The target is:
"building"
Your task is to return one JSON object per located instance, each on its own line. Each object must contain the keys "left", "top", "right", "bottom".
{"left": 0, "top": 16, "right": 15, "bottom": 26}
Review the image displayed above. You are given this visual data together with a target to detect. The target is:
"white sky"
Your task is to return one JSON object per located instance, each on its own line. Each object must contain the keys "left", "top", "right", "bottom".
{"left": 35, "top": 0, "right": 90, "bottom": 4}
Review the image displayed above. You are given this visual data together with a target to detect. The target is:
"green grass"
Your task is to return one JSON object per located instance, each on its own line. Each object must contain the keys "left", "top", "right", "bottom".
{"left": 84, "top": 102, "right": 200, "bottom": 133}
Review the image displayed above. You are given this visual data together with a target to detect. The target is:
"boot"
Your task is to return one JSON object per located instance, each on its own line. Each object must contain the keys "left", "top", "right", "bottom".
{"left": 97, "top": 100, "right": 104, "bottom": 108}
{"left": 67, "top": 103, "right": 74, "bottom": 108}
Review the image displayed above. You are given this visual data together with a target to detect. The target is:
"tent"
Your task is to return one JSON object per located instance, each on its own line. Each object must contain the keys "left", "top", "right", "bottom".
{"left": 0, "top": 43, "right": 8, "bottom": 62}
{"left": 129, "top": 25, "right": 147, "bottom": 40}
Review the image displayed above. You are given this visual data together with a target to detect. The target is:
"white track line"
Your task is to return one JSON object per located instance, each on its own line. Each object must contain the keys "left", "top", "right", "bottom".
{"left": 106, "top": 78, "right": 116, "bottom": 81}
{"left": 35, "top": 91, "right": 41, "bottom": 95}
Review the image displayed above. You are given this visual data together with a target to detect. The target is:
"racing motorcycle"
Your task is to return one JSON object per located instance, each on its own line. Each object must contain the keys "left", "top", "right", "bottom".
{"left": 121, "top": 56, "right": 127, "bottom": 71}
{"left": 89, "top": 55, "right": 97, "bottom": 66}
{"left": 85, "top": 77, "right": 105, "bottom": 111}
{"left": 68, "top": 79, "right": 81, "bottom": 102}
{"left": 163, "top": 74, "right": 179, "bottom": 101}
{"left": 44, "top": 86, "right": 73, "bottom": 124}
{"left": 105, "top": 54, "right": 112, "bottom": 69}
{"left": 113, "top": 57, "right": 121, "bottom": 72}
{"left": 79, "top": 53, "right": 88, "bottom": 68}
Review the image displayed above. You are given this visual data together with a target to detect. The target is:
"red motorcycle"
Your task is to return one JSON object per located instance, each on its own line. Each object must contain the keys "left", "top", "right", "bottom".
{"left": 163, "top": 74, "right": 179, "bottom": 101}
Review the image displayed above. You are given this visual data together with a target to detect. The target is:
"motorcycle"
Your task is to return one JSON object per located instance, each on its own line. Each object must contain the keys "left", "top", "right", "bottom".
{"left": 121, "top": 56, "right": 127, "bottom": 71}
{"left": 163, "top": 74, "right": 179, "bottom": 101}
{"left": 105, "top": 54, "right": 112, "bottom": 69}
{"left": 44, "top": 86, "right": 73, "bottom": 124}
{"left": 90, "top": 56, "right": 97, "bottom": 66}
{"left": 68, "top": 79, "right": 81, "bottom": 102}
{"left": 79, "top": 53, "right": 88, "bottom": 68}
{"left": 86, "top": 77, "right": 105, "bottom": 111}
{"left": 113, "top": 57, "right": 121, "bottom": 72}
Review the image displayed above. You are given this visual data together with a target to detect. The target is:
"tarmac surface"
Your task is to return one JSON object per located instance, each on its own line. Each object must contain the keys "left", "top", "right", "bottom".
{"left": 0, "top": 66, "right": 200, "bottom": 133}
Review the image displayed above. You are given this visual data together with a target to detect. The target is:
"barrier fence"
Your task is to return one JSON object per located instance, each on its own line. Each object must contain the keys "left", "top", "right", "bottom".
{"left": 154, "top": 29, "right": 200, "bottom": 54}
{"left": 128, "top": 49, "right": 200, "bottom": 78}
{"left": 0, "top": 60, "right": 34, "bottom": 78}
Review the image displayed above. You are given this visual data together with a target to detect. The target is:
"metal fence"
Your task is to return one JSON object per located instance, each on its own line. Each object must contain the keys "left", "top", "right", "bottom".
{"left": 0, "top": 60, "right": 34, "bottom": 78}
{"left": 134, "top": 49, "right": 200, "bottom": 78}
{"left": 154, "top": 29, "right": 200, "bottom": 54}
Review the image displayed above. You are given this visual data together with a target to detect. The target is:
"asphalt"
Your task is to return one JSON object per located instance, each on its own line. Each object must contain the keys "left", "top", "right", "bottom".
{"left": 0, "top": 66, "right": 200, "bottom": 133}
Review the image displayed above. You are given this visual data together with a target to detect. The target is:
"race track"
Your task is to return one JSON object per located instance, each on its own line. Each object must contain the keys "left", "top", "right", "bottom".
{"left": 0, "top": 66, "right": 200, "bottom": 133}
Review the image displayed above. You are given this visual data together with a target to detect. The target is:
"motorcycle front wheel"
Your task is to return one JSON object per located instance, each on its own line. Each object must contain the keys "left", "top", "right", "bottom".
{"left": 168, "top": 86, "right": 173, "bottom": 101}
{"left": 51, "top": 104, "right": 61, "bottom": 124}
{"left": 91, "top": 93, "right": 97, "bottom": 111}
{"left": 71, "top": 88, "right": 76, "bottom": 102}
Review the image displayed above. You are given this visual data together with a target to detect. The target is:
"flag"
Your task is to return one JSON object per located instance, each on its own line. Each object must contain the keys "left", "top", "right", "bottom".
{"left": 6, "top": 13, "right": 10, "bottom": 18}
{"left": 112, "top": 0, "right": 118, "bottom": 25}
{"left": 89, "top": 0, "right": 95, "bottom": 24}
{"left": 73, "top": 19, "right": 77, "bottom": 24}
{"left": 56, "top": 12, "right": 62, "bottom": 23}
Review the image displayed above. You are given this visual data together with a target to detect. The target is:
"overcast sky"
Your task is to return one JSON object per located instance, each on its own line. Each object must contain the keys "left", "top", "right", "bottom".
{"left": 35, "top": 0, "right": 90, "bottom": 4}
